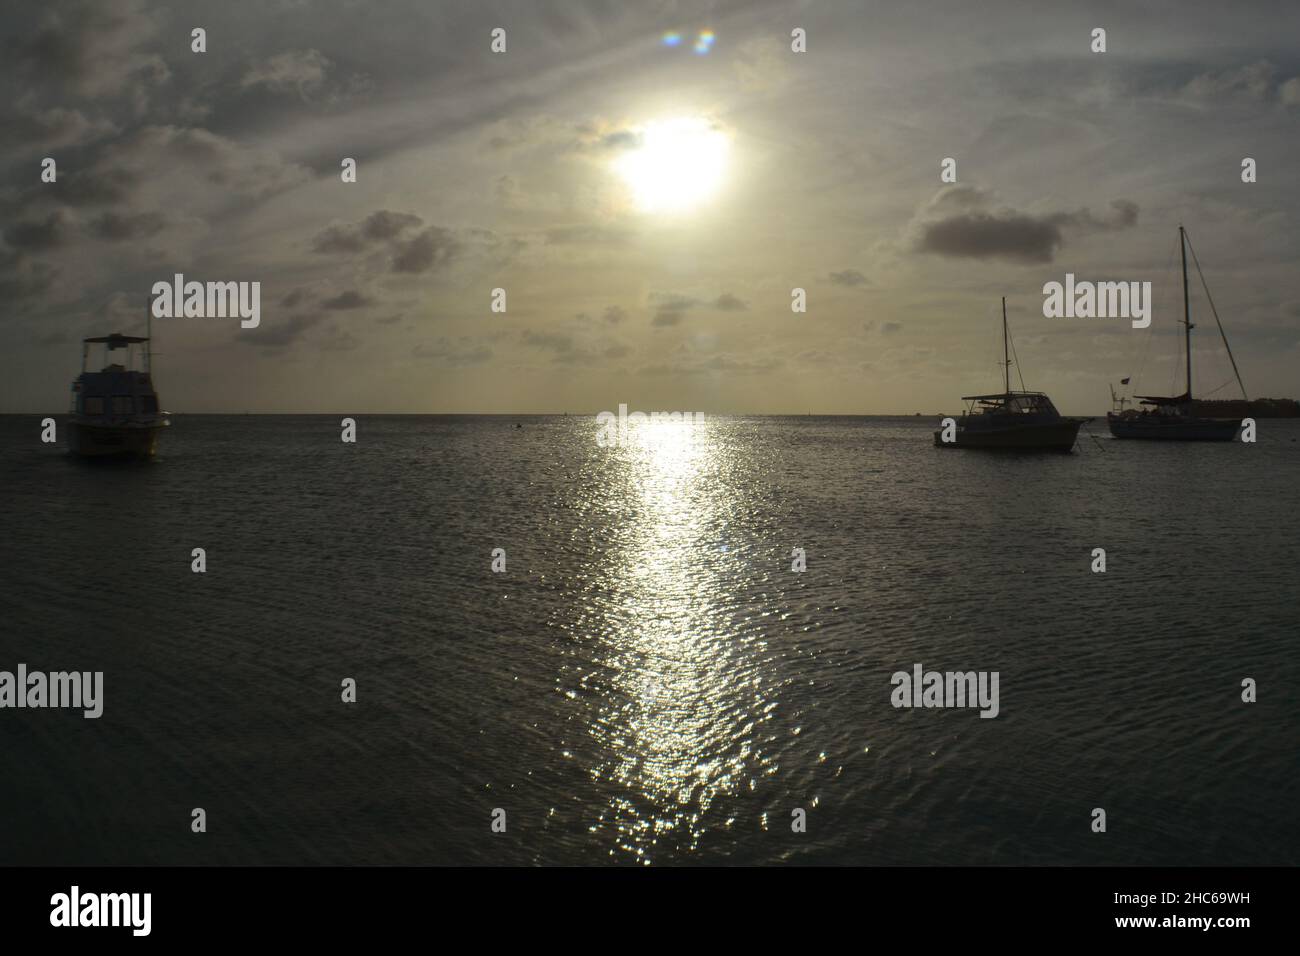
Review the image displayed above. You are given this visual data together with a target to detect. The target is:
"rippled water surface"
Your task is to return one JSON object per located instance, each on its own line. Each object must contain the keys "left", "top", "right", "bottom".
{"left": 1, "top": 414, "right": 1297, "bottom": 865}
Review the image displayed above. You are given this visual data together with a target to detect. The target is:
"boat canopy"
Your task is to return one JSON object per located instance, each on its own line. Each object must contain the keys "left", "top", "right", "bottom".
{"left": 1135, "top": 392, "right": 1190, "bottom": 406}
{"left": 959, "top": 391, "right": 1062, "bottom": 417}
{"left": 84, "top": 333, "right": 149, "bottom": 348}
{"left": 960, "top": 391, "right": 1051, "bottom": 402}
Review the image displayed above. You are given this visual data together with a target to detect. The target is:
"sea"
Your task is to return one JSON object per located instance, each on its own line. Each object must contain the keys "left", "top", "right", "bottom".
{"left": 1, "top": 414, "right": 1297, "bottom": 866}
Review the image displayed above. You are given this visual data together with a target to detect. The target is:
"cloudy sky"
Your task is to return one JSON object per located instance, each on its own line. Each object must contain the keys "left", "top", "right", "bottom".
{"left": 2, "top": 0, "right": 1298, "bottom": 413}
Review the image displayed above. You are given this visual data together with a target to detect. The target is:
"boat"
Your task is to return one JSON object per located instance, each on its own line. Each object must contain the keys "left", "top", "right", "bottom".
{"left": 934, "top": 298, "right": 1090, "bottom": 452}
{"left": 68, "top": 330, "right": 167, "bottom": 459}
{"left": 1107, "top": 226, "right": 1243, "bottom": 441}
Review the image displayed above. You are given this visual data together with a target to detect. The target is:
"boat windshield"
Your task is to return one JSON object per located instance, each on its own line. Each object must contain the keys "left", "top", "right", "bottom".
{"left": 967, "top": 393, "right": 1058, "bottom": 416}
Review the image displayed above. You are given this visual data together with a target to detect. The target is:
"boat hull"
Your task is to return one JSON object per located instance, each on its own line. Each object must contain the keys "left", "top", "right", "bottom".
{"left": 1106, "top": 414, "right": 1238, "bottom": 441}
{"left": 68, "top": 420, "right": 163, "bottom": 459}
{"left": 934, "top": 419, "right": 1086, "bottom": 452}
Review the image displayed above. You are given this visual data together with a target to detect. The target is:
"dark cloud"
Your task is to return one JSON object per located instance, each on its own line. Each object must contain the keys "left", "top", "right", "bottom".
{"left": 5, "top": 211, "right": 69, "bottom": 251}
{"left": 915, "top": 188, "right": 1139, "bottom": 263}
{"left": 321, "top": 290, "right": 373, "bottom": 310}
{"left": 310, "top": 213, "right": 480, "bottom": 275}
{"left": 645, "top": 291, "right": 746, "bottom": 319}
{"left": 15, "top": 0, "right": 170, "bottom": 102}
{"left": 53, "top": 167, "right": 140, "bottom": 207}
{"left": 597, "top": 129, "right": 639, "bottom": 150}
{"left": 248, "top": 313, "right": 326, "bottom": 348}
{"left": 391, "top": 227, "right": 461, "bottom": 274}
{"left": 544, "top": 224, "right": 632, "bottom": 245}
{"left": 602, "top": 305, "right": 626, "bottom": 324}
{"left": 312, "top": 210, "right": 422, "bottom": 254}
{"left": 521, "top": 330, "right": 575, "bottom": 353}
{"left": 317, "top": 328, "right": 361, "bottom": 351}
{"left": 311, "top": 225, "right": 367, "bottom": 254}
{"left": 518, "top": 328, "right": 626, "bottom": 367}
{"left": 648, "top": 292, "right": 699, "bottom": 311}
{"left": 75, "top": 125, "right": 311, "bottom": 202}
{"left": 363, "top": 210, "right": 422, "bottom": 241}
{"left": 569, "top": 122, "right": 641, "bottom": 154}
{"left": 89, "top": 210, "right": 165, "bottom": 241}
{"left": 863, "top": 319, "right": 904, "bottom": 335}
{"left": 920, "top": 212, "right": 1064, "bottom": 263}
{"left": 713, "top": 293, "right": 748, "bottom": 311}
{"left": 829, "top": 269, "right": 869, "bottom": 286}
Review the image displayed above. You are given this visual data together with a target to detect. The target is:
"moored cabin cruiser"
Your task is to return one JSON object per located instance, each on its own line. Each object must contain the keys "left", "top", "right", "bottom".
{"left": 934, "top": 298, "right": 1090, "bottom": 452}
{"left": 68, "top": 333, "right": 167, "bottom": 459}
{"left": 936, "top": 390, "right": 1089, "bottom": 451}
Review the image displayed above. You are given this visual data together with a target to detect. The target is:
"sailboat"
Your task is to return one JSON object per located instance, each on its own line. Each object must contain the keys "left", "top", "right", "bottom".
{"left": 934, "top": 298, "right": 1090, "bottom": 451}
{"left": 1107, "top": 226, "right": 1243, "bottom": 441}
{"left": 68, "top": 299, "right": 168, "bottom": 459}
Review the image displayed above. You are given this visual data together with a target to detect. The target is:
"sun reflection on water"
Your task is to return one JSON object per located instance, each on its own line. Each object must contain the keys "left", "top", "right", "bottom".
{"left": 578, "top": 415, "right": 781, "bottom": 862}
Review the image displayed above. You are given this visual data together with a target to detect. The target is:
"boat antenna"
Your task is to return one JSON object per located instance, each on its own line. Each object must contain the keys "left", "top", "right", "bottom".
{"left": 1180, "top": 224, "right": 1192, "bottom": 402}
{"left": 1002, "top": 297, "right": 1010, "bottom": 394}
{"left": 1184, "top": 228, "right": 1248, "bottom": 401}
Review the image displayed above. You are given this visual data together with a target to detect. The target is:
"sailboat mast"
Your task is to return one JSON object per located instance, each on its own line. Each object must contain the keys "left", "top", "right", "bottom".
{"left": 1180, "top": 225, "right": 1191, "bottom": 402}
{"left": 145, "top": 294, "right": 152, "bottom": 375}
{"left": 1002, "top": 297, "right": 1009, "bottom": 395}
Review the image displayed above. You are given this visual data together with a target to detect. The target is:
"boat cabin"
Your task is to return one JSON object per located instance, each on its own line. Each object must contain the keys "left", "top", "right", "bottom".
{"left": 960, "top": 391, "right": 1062, "bottom": 421}
{"left": 1131, "top": 392, "right": 1192, "bottom": 417}
{"left": 70, "top": 333, "right": 162, "bottom": 424}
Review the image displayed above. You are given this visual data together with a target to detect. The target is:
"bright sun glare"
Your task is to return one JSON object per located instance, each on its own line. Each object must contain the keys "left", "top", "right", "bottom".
{"left": 614, "top": 116, "right": 730, "bottom": 214}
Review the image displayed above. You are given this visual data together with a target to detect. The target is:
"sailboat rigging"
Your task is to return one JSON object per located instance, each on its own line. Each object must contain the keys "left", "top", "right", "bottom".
{"left": 1107, "top": 227, "right": 1243, "bottom": 441}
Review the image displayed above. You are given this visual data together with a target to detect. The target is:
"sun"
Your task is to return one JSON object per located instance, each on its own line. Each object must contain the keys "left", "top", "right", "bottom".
{"left": 614, "top": 116, "right": 730, "bottom": 214}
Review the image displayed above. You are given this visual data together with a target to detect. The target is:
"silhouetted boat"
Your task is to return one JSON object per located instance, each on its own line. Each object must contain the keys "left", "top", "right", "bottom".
{"left": 934, "top": 298, "right": 1089, "bottom": 452}
{"left": 1108, "top": 227, "right": 1242, "bottom": 442}
{"left": 68, "top": 332, "right": 167, "bottom": 459}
